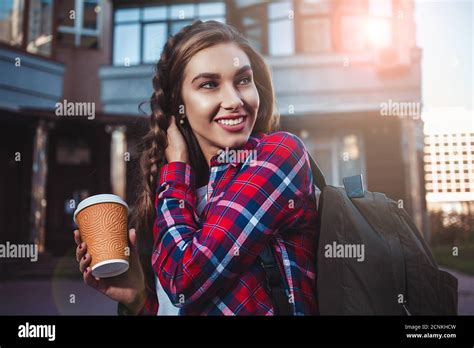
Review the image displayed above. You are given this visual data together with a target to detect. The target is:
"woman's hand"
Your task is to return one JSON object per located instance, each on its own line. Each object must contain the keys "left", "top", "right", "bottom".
{"left": 74, "top": 228, "right": 146, "bottom": 314}
{"left": 165, "top": 115, "right": 189, "bottom": 164}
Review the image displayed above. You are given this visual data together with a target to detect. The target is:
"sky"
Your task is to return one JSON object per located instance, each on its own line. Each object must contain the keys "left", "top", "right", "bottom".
{"left": 415, "top": 0, "right": 473, "bottom": 134}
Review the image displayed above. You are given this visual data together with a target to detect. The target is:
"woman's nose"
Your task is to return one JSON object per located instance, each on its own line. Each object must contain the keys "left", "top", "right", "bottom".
{"left": 220, "top": 83, "right": 244, "bottom": 110}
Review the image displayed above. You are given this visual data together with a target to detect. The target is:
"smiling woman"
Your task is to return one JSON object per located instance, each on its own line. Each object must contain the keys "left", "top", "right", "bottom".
{"left": 180, "top": 43, "right": 260, "bottom": 166}
{"left": 74, "top": 20, "right": 318, "bottom": 316}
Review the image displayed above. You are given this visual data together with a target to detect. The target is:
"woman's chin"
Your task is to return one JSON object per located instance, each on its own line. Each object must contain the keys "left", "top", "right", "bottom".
{"left": 215, "top": 126, "right": 254, "bottom": 147}
{"left": 215, "top": 133, "right": 250, "bottom": 150}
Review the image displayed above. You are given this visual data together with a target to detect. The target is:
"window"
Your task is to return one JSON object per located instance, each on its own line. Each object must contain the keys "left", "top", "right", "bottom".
{"left": 143, "top": 23, "right": 167, "bottom": 63}
{"left": 113, "top": 2, "right": 226, "bottom": 66}
{"left": 297, "top": 0, "right": 332, "bottom": 53}
{"left": 57, "top": 0, "right": 101, "bottom": 48}
{"left": 113, "top": 21, "right": 140, "bottom": 65}
{"left": 0, "top": 0, "right": 54, "bottom": 56}
{"left": 235, "top": 0, "right": 294, "bottom": 56}
{"left": 236, "top": 1, "right": 267, "bottom": 54}
{"left": 0, "top": 0, "right": 24, "bottom": 47}
{"left": 268, "top": 1, "right": 294, "bottom": 56}
{"left": 338, "top": 134, "right": 365, "bottom": 183}
{"left": 305, "top": 133, "right": 366, "bottom": 187}
{"left": 27, "top": 0, "right": 54, "bottom": 55}
{"left": 233, "top": 0, "right": 394, "bottom": 56}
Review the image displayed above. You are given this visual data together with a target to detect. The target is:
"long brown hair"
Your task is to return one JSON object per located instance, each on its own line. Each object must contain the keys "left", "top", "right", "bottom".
{"left": 131, "top": 20, "right": 280, "bottom": 296}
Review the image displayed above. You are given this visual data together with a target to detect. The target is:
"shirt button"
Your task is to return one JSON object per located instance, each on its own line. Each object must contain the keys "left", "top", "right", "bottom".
{"left": 211, "top": 183, "right": 216, "bottom": 188}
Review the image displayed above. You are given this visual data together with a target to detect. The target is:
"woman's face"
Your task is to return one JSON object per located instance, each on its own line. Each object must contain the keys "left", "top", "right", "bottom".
{"left": 180, "top": 42, "right": 260, "bottom": 164}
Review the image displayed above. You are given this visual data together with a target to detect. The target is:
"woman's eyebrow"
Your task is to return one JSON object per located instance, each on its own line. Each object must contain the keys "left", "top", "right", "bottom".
{"left": 191, "top": 65, "right": 252, "bottom": 84}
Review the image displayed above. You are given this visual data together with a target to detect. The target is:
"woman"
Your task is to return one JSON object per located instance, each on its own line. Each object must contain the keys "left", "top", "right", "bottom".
{"left": 74, "top": 20, "right": 318, "bottom": 315}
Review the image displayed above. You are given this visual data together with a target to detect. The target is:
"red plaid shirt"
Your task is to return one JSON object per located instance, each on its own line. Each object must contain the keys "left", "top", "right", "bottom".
{"left": 140, "top": 131, "right": 318, "bottom": 315}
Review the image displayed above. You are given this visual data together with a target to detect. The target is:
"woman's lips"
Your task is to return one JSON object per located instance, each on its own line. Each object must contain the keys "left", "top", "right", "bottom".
{"left": 215, "top": 116, "right": 247, "bottom": 132}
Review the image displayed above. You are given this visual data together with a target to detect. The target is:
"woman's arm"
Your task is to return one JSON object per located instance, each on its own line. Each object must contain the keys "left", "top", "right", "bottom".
{"left": 74, "top": 228, "right": 160, "bottom": 316}
{"left": 152, "top": 132, "right": 312, "bottom": 307}
{"left": 117, "top": 284, "right": 158, "bottom": 315}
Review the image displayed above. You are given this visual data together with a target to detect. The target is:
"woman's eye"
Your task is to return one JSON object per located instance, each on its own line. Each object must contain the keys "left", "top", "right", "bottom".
{"left": 238, "top": 77, "right": 251, "bottom": 85}
{"left": 200, "top": 77, "right": 251, "bottom": 89}
{"left": 200, "top": 81, "right": 217, "bottom": 89}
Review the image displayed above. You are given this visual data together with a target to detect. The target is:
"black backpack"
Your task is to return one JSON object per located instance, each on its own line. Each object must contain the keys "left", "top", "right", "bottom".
{"left": 259, "top": 155, "right": 458, "bottom": 315}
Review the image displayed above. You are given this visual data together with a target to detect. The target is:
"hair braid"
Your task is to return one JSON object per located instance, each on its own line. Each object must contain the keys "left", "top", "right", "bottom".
{"left": 131, "top": 20, "right": 204, "bottom": 296}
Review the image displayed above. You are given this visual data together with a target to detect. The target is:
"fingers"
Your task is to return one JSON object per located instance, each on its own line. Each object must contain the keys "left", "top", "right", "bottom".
{"left": 83, "top": 267, "right": 100, "bottom": 289}
{"left": 76, "top": 240, "right": 87, "bottom": 263}
{"left": 79, "top": 252, "right": 91, "bottom": 273}
{"left": 76, "top": 231, "right": 102, "bottom": 292}
{"left": 73, "top": 229, "right": 82, "bottom": 246}
{"left": 128, "top": 228, "right": 137, "bottom": 251}
{"left": 75, "top": 229, "right": 91, "bottom": 275}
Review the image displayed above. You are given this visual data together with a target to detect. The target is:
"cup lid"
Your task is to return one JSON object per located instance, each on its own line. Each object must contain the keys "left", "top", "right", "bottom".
{"left": 73, "top": 194, "right": 129, "bottom": 224}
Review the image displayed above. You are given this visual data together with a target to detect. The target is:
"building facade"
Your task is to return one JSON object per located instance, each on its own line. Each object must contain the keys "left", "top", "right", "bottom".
{"left": 0, "top": 0, "right": 427, "bottom": 275}
{"left": 424, "top": 131, "right": 474, "bottom": 214}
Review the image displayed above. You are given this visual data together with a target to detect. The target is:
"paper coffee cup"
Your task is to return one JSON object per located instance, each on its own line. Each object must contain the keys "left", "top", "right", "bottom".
{"left": 73, "top": 194, "right": 130, "bottom": 278}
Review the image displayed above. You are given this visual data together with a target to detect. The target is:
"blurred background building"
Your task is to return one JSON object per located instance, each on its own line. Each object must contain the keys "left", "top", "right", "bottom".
{"left": 424, "top": 131, "right": 474, "bottom": 214}
{"left": 0, "top": 0, "right": 429, "bottom": 276}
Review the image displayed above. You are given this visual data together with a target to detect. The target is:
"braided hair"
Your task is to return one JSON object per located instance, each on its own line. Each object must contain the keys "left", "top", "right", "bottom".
{"left": 130, "top": 20, "right": 280, "bottom": 300}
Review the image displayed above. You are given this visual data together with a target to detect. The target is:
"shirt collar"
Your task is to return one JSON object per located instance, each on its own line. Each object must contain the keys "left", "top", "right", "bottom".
{"left": 209, "top": 132, "right": 266, "bottom": 167}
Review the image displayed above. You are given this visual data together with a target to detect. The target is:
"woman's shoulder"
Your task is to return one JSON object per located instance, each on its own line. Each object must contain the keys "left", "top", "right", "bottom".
{"left": 248, "top": 131, "right": 312, "bottom": 191}
{"left": 253, "top": 131, "right": 307, "bottom": 156}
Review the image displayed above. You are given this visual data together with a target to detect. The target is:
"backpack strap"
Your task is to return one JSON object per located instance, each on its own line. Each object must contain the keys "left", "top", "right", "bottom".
{"left": 258, "top": 243, "right": 293, "bottom": 315}
{"left": 373, "top": 192, "right": 411, "bottom": 315}
{"left": 308, "top": 154, "right": 327, "bottom": 190}
{"left": 259, "top": 154, "right": 325, "bottom": 315}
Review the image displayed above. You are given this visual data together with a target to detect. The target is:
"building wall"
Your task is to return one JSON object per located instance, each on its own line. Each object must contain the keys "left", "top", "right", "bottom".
{"left": 0, "top": 113, "right": 35, "bottom": 244}
{"left": 54, "top": 0, "right": 113, "bottom": 110}
{"left": 282, "top": 111, "right": 428, "bottom": 235}
{"left": 45, "top": 119, "right": 112, "bottom": 255}
{"left": 363, "top": 115, "right": 407, "bottom": 201}
{"left": 0, "top": 46, "right": 65, "bottom": 109}
{"left": 283, "top": 112, "right": 408, "bottom": 201}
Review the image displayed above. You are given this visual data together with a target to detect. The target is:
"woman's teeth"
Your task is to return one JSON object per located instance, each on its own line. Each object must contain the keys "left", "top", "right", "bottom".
{"left": 216, "top": 117, "right": 244, "bottom": 126}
